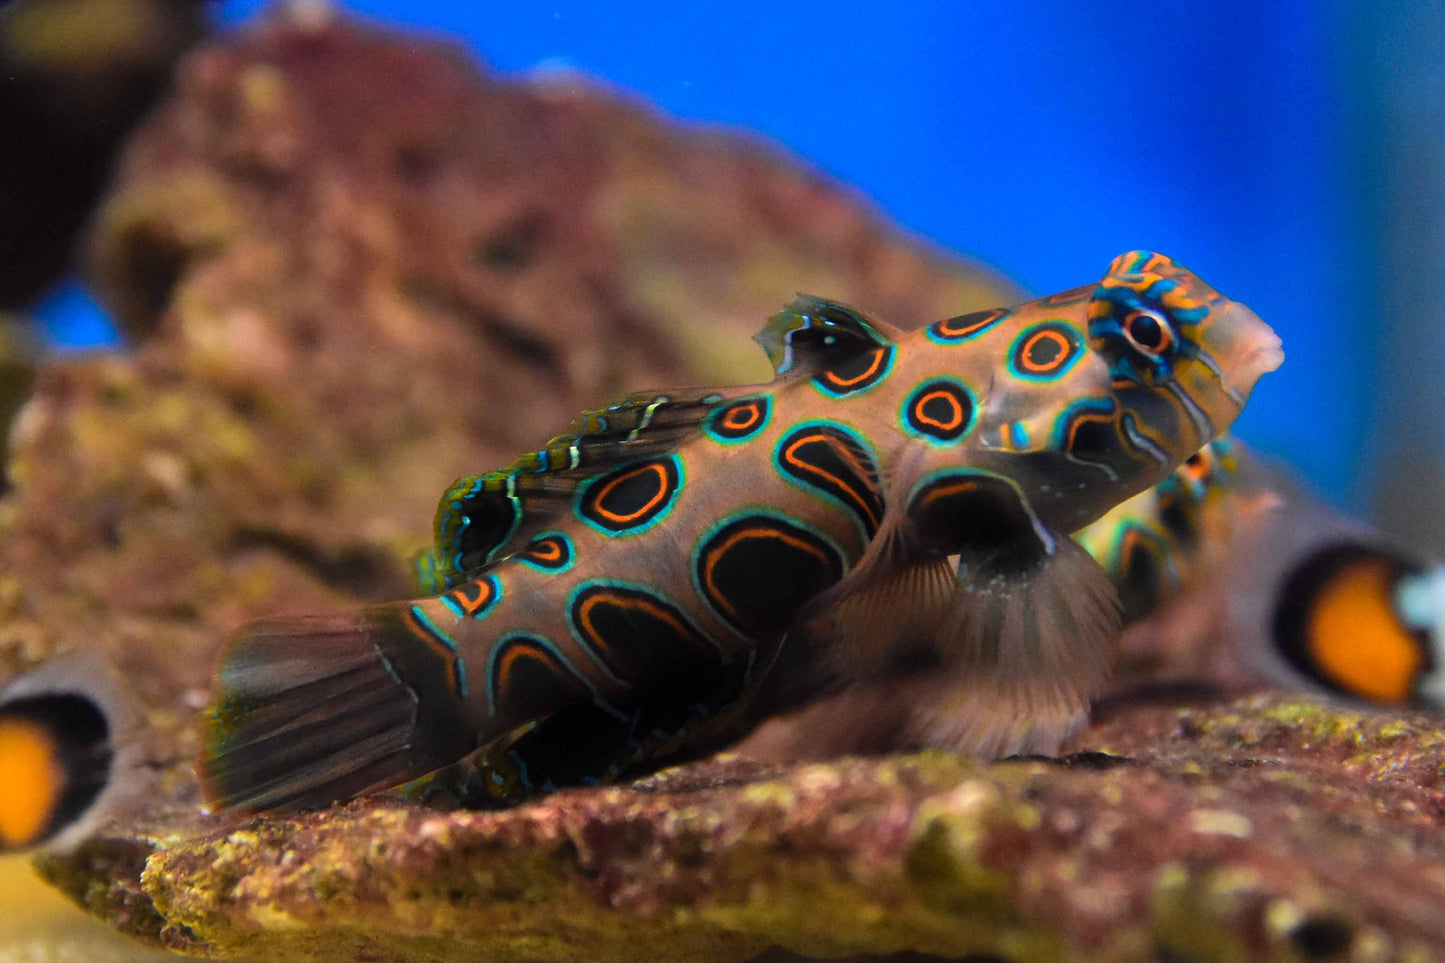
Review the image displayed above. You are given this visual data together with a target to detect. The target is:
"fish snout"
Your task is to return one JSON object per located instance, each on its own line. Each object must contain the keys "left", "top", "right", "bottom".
{"left": 1212, "top": 301, "right": 1284, "bottom": 404}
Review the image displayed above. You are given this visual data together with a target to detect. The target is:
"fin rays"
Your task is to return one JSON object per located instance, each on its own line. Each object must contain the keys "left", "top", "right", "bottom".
{"left": 201, "top": 609, "right": 473, "bottom": 812}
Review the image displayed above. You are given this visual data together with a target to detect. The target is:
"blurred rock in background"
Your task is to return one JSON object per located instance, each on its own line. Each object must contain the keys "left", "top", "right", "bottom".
{"left": 0, "top": 318, "right": 37, "bottom": 494}
{"left": 0, "top": 0, "right": 208, "bottom": 309}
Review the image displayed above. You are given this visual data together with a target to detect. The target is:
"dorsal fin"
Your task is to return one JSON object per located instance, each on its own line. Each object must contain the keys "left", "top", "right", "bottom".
{"left": 418, "top": 388, "right": 734, "bottom": 591}
{"left": 754, "top": 295, "right": 899, "bottom": 378}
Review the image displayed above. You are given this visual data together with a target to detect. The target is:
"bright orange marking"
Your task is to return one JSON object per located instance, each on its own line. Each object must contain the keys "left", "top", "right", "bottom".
{"left": 496, "top": 643, "right": 551, "bottom": 692}
{"left": 782, "top": 434, "right": 880, "bottom": 528}
{"left": 721, "top": 403, "right": 760, "bottom": 432}
{"left": 0, "top": 717, "right": 62, "bottom": 849}
{"left": 528, "top": 539, "right": 564, "bottom": 563}
{"left": 1065, "top": 410, "right": 1116, "bottom": 450}
{"left": 1020, "top": 329, "right": 1073, "bottom": 373}
{"left": 1181, "top": 450, "right": 1213, "bottom": 484}
{"left": 822, "top": 348, "right": 887, "bottom": 388}
{"left": 449, "top": 579, "right": 496, "bottom": 616}
{"left": 703, "top": 527, "right": 832, "bottom": 624}
{"left": 919, "top": 478, "right": 983, "bottom": 509}
{"left": 576, "top": 591, "right": 699, "bottom": 664}
{"left": 913, "top": 390, "right": 965, "bottom": 432}
{"left": 1307, "top": 559, "right": 1424, "bottom": 704}
{"left": 592, "top": 463, "right": 670, "bottom": 524}
{"left": 934, "top": 309, "right": 1004, "bottom": 339}
{"left": 1118, "top": 528, "right": 1166, "bottom": 585}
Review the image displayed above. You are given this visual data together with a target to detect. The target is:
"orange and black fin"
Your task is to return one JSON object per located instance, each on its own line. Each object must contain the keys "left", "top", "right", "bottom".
{"left": 0, "top": 653, "right": 142, "bottom": 852}
{"left": 1221, "top": 470, "right": 1442, "bottom": 708}
{"left": 1266, "top": 544, "right": 1432, "bottom": 706}
{"left": 200, "top": 606, "right": 475, "bottom": 812}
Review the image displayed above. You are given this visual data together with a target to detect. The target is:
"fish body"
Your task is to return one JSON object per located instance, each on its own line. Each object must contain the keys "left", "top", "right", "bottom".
{"left": 201, "top": 251, "right": 1282, "bottom": 811}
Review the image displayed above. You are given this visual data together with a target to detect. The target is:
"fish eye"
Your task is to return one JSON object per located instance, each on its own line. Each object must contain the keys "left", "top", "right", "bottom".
{"left": 1122, "top": 309, "right": 1174, "bottom": 356}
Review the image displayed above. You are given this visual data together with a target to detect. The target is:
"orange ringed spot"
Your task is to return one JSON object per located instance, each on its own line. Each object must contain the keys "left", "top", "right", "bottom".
{"left": 775, "top": 425, "right": 885, "bottom": 536}
{"left": 930, "top": 308, "right": 1007, "bottom": 341}
{"left": 903, "top": 380, "right": 974, "bottom": 442}
{"left": 722, "top": 406, "right": 759, "bottom": 431}
{"left": 1010, "top": 322, "right": 1082, "bottom": 380}
{"left": 914, "top": 390, "right": 965, "bottom": 432}
{"left": 781, "top": 436, "right": 878, "bottom": 524}
{"left": 823, "top": 348, "right": 886, "bottom": 388}
{"left": 578, "top": 456, "right": 682, "bottom": 534}
{"left": 596, "top": 464, "right": 667, "bottom": 523}
{"left": 1021, "top": 329, "right": 1071, "bottom": 373}
{"left": 705, "top": 528, "right": 830, "bottom": 622}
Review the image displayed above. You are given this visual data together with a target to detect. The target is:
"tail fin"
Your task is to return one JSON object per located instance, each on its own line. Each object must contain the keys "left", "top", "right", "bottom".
{"left": 200, "top": 606, "right": 476, "bottom": 812}
{"left": 0, "top": 653, "right": 143, "bottom": 852}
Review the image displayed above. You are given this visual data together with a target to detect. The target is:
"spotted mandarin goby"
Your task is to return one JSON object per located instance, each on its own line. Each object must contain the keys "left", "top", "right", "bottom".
{"left": 1078, "top": 435, "right": 1445, "bottom": 709}
{"left": 199, "top": 250, "right": 1283, "bottom": 812}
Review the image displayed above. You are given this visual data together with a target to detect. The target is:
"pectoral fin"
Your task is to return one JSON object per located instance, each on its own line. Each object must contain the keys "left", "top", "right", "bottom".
{"left": 921, "top": 529, "right": 1120, "bottom": 756}
{"left": 764, "top": 467, "right": 1120, "bottom": 758}
{"left": 903, "top": 468, "right": 1119, "bottom": 753}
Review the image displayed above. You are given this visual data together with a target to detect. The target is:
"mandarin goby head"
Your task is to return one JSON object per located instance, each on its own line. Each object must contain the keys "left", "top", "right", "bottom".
{"left": 1087, "top": 250, "right": 1284, "bottom": 453}
{"left": 954, "top": 251, "right": 1282, "bottom": 532}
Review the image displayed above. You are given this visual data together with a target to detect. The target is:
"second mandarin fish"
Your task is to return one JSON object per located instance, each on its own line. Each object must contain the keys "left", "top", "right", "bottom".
{"left": 1080, "top": 436, "right": 1445, "bottom": 708}
{"left": 200, "top": 250, "right": 1283, "bottom": 811}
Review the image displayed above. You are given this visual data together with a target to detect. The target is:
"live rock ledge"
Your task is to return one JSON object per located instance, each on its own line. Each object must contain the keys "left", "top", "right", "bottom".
{"left": 4, "top": 8, "right": 1443, "bottom": 963}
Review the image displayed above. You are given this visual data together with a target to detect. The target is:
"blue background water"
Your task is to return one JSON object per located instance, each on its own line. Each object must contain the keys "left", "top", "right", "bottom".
{"left": 36, "top": 2, "right": 1399, "bottom": 515}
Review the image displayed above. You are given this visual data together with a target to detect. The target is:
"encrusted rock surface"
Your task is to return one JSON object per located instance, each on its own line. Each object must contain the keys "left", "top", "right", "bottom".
{"left": 36, "top": 695, "right": 1445, "bottom": 962}
{"left": 6, "top": 8, "right": 1444, "bottom": 963}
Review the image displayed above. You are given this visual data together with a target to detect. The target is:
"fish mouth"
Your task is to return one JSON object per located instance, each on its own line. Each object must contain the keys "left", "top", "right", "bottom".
{"left": 1214, "top": 301, "right": 1284, "bottom": 403}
